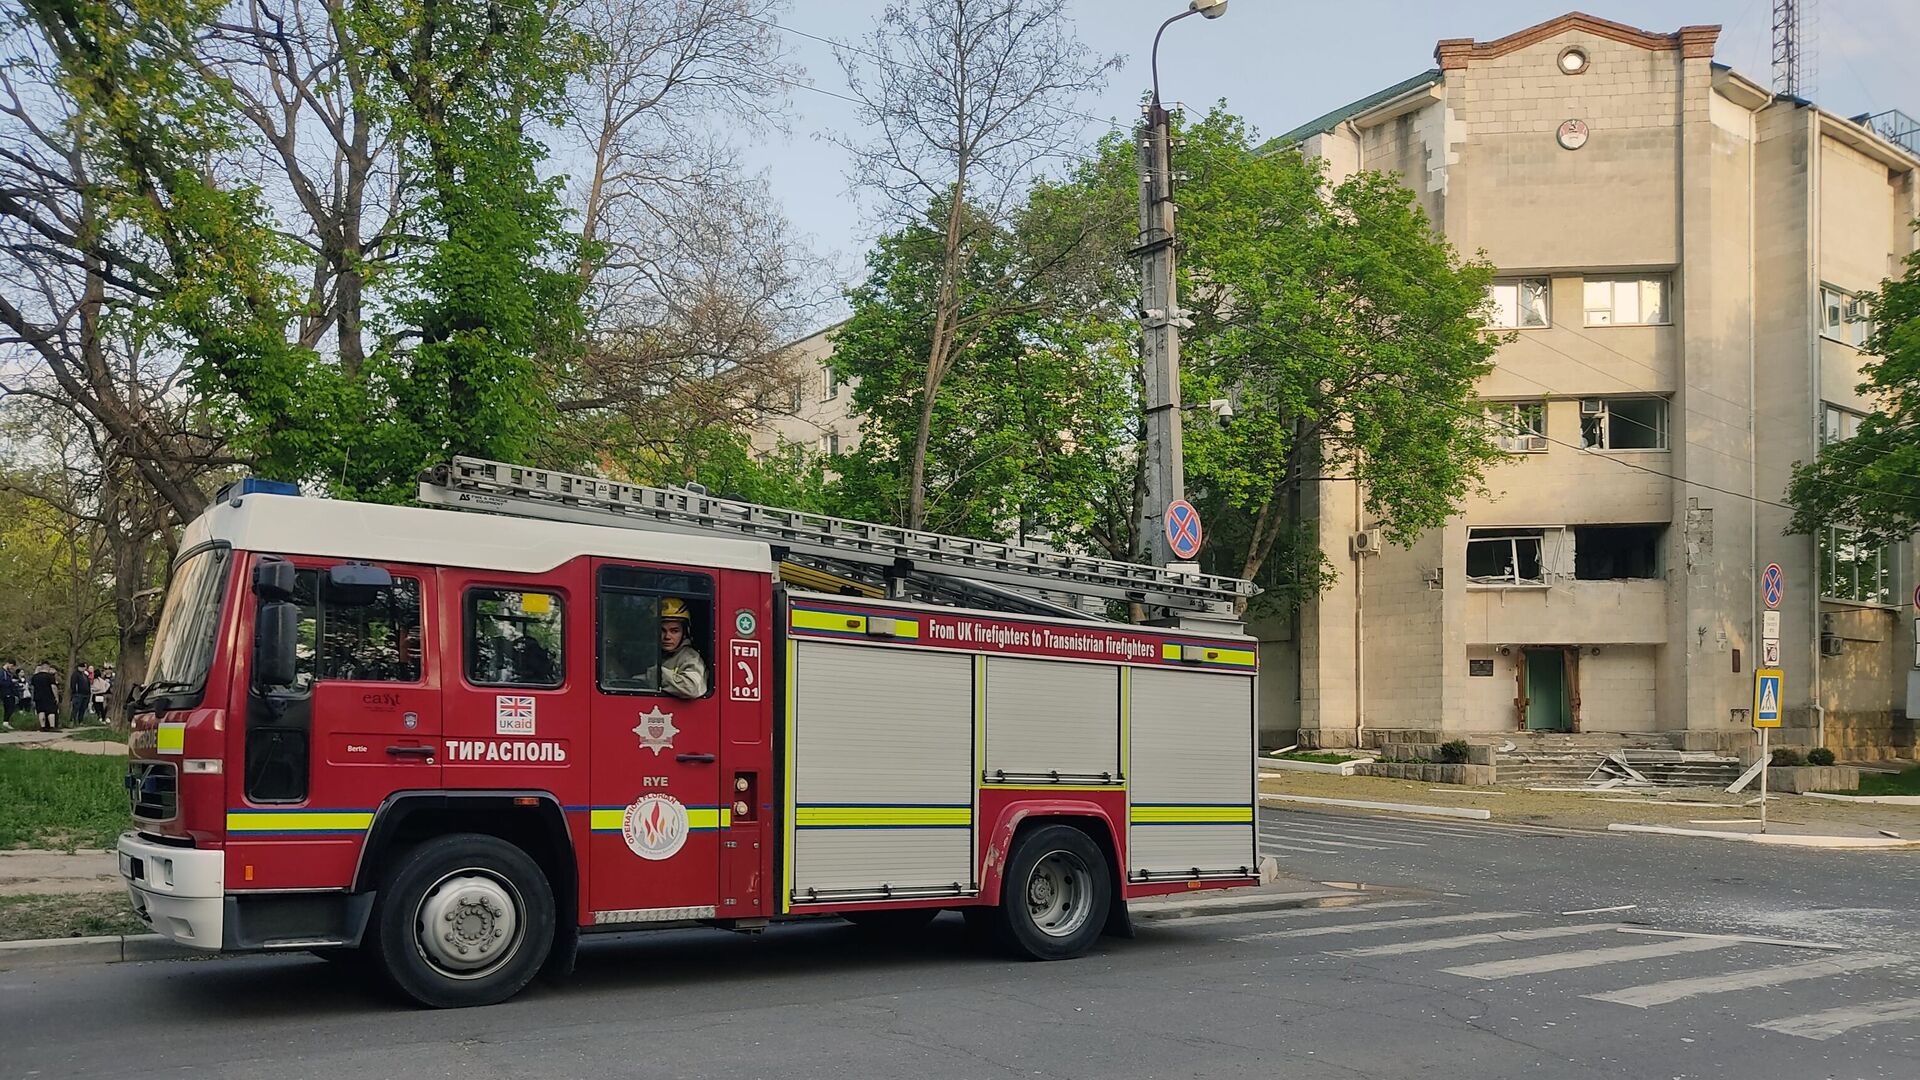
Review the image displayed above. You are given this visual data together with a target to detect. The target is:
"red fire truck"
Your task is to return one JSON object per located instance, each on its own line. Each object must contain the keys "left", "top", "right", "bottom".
{"left": 118, "top": 459, "right": 1264, "bottom": 1007}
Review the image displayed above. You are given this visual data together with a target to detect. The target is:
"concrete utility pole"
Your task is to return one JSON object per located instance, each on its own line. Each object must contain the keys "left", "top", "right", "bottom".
{"left": 1136, "top": 0, "right": 1226, "bottom": 567}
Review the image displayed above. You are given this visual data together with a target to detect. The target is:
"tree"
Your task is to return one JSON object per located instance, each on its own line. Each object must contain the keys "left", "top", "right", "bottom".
{"left": 1787, "top": 242, "right": 1920, "bottom": 545}
{"left": 827, "top": 207, "right": 1135, "bottom": 545}
{"left": 831, "top": 0, "right": 1119, "bottom": 529}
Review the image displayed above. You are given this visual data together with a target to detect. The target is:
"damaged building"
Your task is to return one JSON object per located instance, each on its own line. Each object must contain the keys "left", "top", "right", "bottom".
{"left": 1260, "top": 13, "right": 1919, "bottom": 760}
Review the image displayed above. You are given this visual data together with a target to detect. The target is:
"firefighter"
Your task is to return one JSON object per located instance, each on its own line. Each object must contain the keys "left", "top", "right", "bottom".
{"left": 655, "top": 597, "right": 708, "bottom": 699}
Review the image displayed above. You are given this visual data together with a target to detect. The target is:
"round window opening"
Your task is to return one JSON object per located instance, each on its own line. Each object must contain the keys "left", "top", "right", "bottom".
{"left": 1558, "top": 47, "right": 1590, "bottom": 75}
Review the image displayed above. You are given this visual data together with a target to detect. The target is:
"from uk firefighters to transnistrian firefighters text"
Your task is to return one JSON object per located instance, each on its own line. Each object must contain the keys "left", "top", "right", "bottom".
{"left": 118, "top": 472, "right": 1266, "bottom": 1008}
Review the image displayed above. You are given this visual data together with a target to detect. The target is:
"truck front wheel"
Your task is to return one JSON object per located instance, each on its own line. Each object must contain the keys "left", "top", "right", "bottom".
{"left": 373, "top": 833, "right": 555, "bottom": 1008}
{"left": 992, "top": 824, "right": 1111, "bottom": 960}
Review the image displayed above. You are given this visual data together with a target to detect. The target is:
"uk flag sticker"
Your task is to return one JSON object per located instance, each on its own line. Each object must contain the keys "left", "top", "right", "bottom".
{"left": 495, "top": 695, "right": 537, "bottom": 735}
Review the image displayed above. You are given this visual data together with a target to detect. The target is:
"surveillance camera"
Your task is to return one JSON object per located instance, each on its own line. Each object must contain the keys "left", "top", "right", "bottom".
{"left": 1207, "top": 398, "right": 1233, "bottom": 419}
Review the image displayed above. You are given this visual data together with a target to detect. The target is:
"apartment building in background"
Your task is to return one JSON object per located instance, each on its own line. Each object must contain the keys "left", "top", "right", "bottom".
{"left": 748, "top": 321, "right": 858, "bottom": 467}
{"left": 1264, "top": 12, "right": 1919, "bottom": 759}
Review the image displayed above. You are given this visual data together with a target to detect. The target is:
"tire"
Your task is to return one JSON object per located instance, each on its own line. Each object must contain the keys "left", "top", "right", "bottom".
{"left": 992, "top": 824, "right": 1112, "bottom": 960}
{"left": 844, "top": 908, "right": 940, "bottom": 938}
{"left": 372, "top": 833, "right": 555, "bottom": 1009}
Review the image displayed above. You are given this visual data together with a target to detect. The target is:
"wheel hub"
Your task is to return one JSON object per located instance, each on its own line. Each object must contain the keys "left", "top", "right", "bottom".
{"left": 1025, "top": 851, "right": 1092, "bottom": 939}
{"left": 416, "top": 871, "right": 521, "bottom": 978}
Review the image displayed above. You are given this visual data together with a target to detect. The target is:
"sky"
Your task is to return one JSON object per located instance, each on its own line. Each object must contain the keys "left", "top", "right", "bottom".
{"left": 737, "top": 0, "right": 1919, "bottom": 305}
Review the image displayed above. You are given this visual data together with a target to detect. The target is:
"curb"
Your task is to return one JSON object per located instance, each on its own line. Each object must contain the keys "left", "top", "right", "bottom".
{"left": 1131, "top": 883, "right": 1413, "bottom": 922}
{"left": 1800, "top": 792, "right": 1920, "bottom": 807}
{"left": 1260, "top": 793, "right": 1492, "bottom": 821}
{"left": 1607, "top": 823, "right": 1920, "bottom": 849}
{"left": 0, "top": 933, "right": 197, "bottom": 971}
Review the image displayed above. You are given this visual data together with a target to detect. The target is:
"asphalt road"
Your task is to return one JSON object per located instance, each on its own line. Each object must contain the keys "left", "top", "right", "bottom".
{"left": 6, "top": 811, "right": 1917, "bottom": 1079}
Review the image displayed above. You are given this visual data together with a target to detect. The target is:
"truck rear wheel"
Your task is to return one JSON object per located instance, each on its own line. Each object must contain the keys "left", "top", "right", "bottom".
{"left": 992, "top": 824, "right": 1111, "bottom": 960}
{"left": 373, "top": 833, "right": 555, "bottom": 1009}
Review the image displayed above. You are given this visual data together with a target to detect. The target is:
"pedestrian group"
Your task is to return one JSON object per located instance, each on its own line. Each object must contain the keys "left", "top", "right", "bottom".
{"left": 0, "top": 660, "right": 114, "bottom": 732}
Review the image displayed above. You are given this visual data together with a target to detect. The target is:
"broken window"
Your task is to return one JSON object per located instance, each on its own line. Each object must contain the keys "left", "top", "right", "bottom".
{"left": 1573, "top": 525, "right": 1663, "bottom": 580}
{"left": 1485, "top": 400, "right": 1547, "bottom": 453}
{"left": 1487, "top": 278, "right": 1549, "bottom": 329}
{"left": 1467, "top": 527, "right": 1547, "bottom": 585}
{"left": 1583, "top": 275, "right": 1670, "bottom": 326}
{"left": 1580, "top": 397, "right": 1667, "bottom": 450}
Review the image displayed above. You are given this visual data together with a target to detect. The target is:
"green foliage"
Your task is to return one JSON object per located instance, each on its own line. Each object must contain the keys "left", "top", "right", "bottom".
{"left": 1438, "top": 739, "right": 1472, "bottom": 765}
{"left": 1852, "top": 767, "right": 1920, "bottom": 796}
{"left": 1167, "top": 108, "right": 1504, "bottom": 611}
{"left": 1770, "top": 747, "right": 1804, "bottom": 768}
{"left": 1805, "top": 747, "right": 1836, "bottom": 767}
{"left": 828, "top": 208, "right": 1136, "bottom": 547}
{"left": 0, "top": 747, "right": 128, "bottom": 851}
{"left": 1787, "top": 243, "right": 1920, "bottom": 542}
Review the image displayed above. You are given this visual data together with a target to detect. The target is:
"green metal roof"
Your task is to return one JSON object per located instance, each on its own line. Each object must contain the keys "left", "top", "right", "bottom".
{"left": 1262, "top": 69, "right": 1443, "bottom": 152}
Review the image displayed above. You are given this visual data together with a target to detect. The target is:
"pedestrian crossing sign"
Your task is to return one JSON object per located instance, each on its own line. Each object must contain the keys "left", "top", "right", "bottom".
{"left": 1753, "top": 668, "right": 1783, "bottom": 728}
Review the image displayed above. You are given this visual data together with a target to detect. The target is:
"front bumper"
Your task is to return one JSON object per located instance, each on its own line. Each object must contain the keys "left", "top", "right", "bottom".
{"left": 117, "top": 831, "right": 224, "bottom": 950}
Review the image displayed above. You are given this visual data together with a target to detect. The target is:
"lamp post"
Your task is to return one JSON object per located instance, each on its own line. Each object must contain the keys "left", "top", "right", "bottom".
{"left": 1138, "top": 0, "right": 1226, "bottom": 569}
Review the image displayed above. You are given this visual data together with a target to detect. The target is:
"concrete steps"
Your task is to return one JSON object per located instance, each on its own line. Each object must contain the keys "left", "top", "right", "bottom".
{"left": 1492, "top": 732, "right": 1699, "bottom": 787}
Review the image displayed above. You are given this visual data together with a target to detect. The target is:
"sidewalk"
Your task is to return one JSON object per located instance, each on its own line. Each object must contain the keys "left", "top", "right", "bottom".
{"left": 0, "top": 728, "right": 128, "bottom": 754}
{"left": 0, "top": 850, "right": 121, "bottom": 896}
{"left": 1258, "top": 770, "right": 1920, "bottom": 844}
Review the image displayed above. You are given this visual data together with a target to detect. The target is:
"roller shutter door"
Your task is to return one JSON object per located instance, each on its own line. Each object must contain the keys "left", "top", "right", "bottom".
{"left": 1127, "top": 668, "right": 1255, "bottom": 878}
{"left": 983, "top": 657, "right": 1120, "bottom": 782}
{"left": 790, "top": 641, "right": 974, "bottom": 900}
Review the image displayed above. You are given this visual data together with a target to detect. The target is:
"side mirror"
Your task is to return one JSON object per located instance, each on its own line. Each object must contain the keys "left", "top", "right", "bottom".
{"left": 253, "top": 556, "right": 296, "bottom": 601}
{"left": 255, "top": 601, "right": 299, "bottom": 687}
{"left": 324, "top": 563, "right": 393, "bottom": 608}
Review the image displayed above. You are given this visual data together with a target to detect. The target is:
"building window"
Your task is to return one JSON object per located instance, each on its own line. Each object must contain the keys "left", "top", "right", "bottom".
{"left": 788, "top": 379, "right": 806, "bottom": 412}
{"left": 1822, "top": 404, "right": 1865, "bottom": 445}
{"left": 1573, "top": 525, "right": 1663, "bottom": 580}
{"left": 1584, "top": 275, "right": 1670, "bottom": 326}
{"left": 1580, "top": 397, "right": 1667, "bottom": 450}
{"left": 465, "top": 588, "right": 565, "bottom": 688}
{"left": 1819, "top": 526, "right": 1894, "bottom": 606}
{"left": 1485, "top": 401, "right": 1547, "bottom": 453}
{"left": 828, "top": 430, "right": 841, "bottom": 455}
{"left": 1487, "top": 278, "right": 1549, "bottom": 329}
{"left": 1467, "top": 527, "right": 1551, "bottom": 585}
{"left": 824, "top": 368, "right": 845, "bottom": 400}
{"left": 290, "top": 570, "right": 423, "bottom": 686}
{"left": 1821, "top": 286, "right": 1873, "bottom": 347}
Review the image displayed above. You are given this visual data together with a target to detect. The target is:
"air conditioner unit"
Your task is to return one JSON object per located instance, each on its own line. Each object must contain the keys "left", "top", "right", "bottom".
{"left": 1820, "top": 632, "right": 1845, "bottom": 657}
{"left": 1579, "top": 399, "right": 1603, "bottom": 415}
{"left": 1844, "top": 297, "right": 1870, "bottom": 321}
{"left": 1350, "top": 528, "right": 1383, "bottom": 556}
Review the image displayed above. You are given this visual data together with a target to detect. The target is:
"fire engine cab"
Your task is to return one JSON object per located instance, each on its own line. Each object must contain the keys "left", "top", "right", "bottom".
{"left": 118, "top": 459, "right": 1265, "bottom": 1007}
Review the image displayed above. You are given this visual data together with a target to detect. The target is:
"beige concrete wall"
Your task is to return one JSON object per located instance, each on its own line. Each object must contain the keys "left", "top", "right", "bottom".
{"left": 1359, "top": 528, "right": 1446, "bottom": 737}
{"left": 748, "top": 325, "right": 860, "bottom": 461}
{"left": 1461, "top": 646, "right": 1520, "bottom": 732}
{"left": 1579, "top": 645, "right": 1661, "bottom": 732}
{"left": 1448, "top": 30, "right": 1684, "bottom": 272}
{"left": 1461, "top": 580, "right": 1668, "bottom": 645}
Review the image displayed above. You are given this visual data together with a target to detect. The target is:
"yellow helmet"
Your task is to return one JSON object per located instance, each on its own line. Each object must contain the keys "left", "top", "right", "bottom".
{"left": 659, "top": 597, "right": 691, "bottom": 622}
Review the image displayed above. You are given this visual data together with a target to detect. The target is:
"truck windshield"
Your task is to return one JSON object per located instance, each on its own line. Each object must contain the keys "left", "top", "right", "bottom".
{"left": 144, "top": 546, "right": 233, "bottom": 697}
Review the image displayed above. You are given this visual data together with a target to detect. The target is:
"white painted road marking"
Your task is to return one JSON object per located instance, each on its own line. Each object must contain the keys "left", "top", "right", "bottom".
{"left": 1443, "top": 936, "right": 1739, "bottom": 979}
{"left": 1754, "top": 996, "right": 1920, "bottom": 1040}
{"left": 1165, "top": 900, "right": 1434, "bottom": 927}
{"left": 1588, "top": 952, "right": 1910, "bottom": 1008}
{"left": 1329, "top": 923, "right": 1622, "bottom": 958}
{"left": 1235, "top": 911, "right": 1524, "bottom": 942}
{"left": 1279, "top": 829, "right": 1429, "bottom": 847}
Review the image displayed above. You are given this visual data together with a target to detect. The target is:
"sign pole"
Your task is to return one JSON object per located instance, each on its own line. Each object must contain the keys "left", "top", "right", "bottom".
{"left": 1759, "top": 727, "right": 1769, "bottom": 833}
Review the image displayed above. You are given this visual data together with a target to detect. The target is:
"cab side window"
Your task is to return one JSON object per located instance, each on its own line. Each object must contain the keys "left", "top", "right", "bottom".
{"left": 290, "top": 569, "right": 423, "bottom": 686}
{"left": 597, "top": 567, "right": 712, "bottom": 696}
{"left": 466, "top": 588, "right": 565, "bottom": 688}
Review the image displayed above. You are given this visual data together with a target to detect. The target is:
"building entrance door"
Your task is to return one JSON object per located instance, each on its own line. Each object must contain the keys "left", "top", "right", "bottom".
{"left": 1525, "top": 649, "right": 1570, "bottom": 731}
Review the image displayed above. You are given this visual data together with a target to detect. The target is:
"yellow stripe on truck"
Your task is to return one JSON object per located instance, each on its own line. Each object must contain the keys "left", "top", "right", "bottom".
{"left": 226, "top": 811, "right": 374, "bottom": 833}
{"left": 1129, "top": 805, "right": 1254, "bottom": 825}
{"left": 795, "top": 805, "right": 972, "bottom": 828}
{"left": 588, "top": 807, "right": 731, "bottom": 831}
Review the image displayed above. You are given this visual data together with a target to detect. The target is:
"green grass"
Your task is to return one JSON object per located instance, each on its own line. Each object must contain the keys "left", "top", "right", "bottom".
{"left": 1272, "top": 750, "right": 1360, "bottom": 764}
{"left": 0, "top": 746, "right": 128, "bottom": 851}
{"left": 63, "top": 725, "right": 126, "bottom": 743}
{"left": 0, "top": 892, "right": 147, "bottom": 942}
{"left": 1852, "top": 767, "right": 1920, "bottom": 797}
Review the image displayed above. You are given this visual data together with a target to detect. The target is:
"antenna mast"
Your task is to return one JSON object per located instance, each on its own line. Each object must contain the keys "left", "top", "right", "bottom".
{"left": 1771, "top": 0, "right": 1816, "bottom": 97}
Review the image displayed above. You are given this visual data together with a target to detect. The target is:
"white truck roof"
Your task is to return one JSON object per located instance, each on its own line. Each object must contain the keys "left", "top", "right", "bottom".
{"left": 179, "top": 492, "right": 775, "bottom": 576}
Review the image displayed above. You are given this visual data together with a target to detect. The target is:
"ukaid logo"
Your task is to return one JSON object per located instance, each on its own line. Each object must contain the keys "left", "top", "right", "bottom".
{"left": 495, "top": 695, "right": 536, "bottom": 735}
{"left": 444, "top": 739, "right": 568, "bottom": 764}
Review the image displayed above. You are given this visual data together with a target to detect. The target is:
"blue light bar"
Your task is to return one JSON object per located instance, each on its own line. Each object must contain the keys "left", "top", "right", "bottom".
{"left": 217, "top": 477, "right": 301, "bottom": 501}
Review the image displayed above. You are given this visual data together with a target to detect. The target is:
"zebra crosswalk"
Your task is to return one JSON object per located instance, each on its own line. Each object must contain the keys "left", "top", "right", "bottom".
{"left": 1160, "top": 902, "right": 1920, "bottom": 1042}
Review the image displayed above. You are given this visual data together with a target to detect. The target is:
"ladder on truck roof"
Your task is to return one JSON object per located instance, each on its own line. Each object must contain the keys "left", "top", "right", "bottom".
{"left": 418, "top": 456, "right": 1255, "bottom": 623}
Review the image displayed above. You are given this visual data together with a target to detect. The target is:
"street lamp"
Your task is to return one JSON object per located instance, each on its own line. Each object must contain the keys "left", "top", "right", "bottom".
{"left": 1138, "top": 0, "right": 1225, "bottom": 570}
